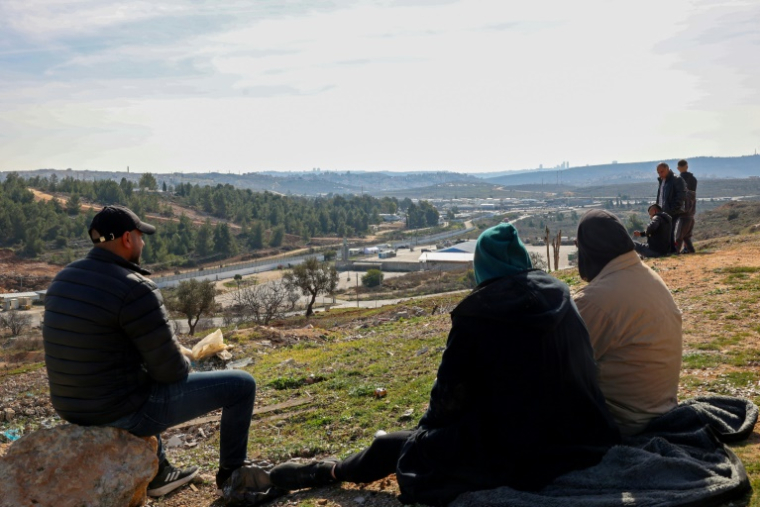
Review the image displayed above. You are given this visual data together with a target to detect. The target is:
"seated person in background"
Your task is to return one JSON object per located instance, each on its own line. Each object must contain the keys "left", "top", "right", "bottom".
{"left": 633, "top": 203, "right": 672, "bottom": 258}
{"left": 268, "top": 223, "right": 620, "bottom": 506}
{"left": 574, "top": 209, "right": 683, "bottom": 436}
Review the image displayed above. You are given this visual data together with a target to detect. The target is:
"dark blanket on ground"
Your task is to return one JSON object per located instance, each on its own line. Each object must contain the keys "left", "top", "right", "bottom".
{"left": 450, "top": 396, "right": 757, "bottom": 507}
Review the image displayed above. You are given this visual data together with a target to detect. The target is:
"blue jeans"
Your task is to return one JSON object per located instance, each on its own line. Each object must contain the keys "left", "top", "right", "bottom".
{"left": 107, "top": 370, "right": 256, "bottom": 469}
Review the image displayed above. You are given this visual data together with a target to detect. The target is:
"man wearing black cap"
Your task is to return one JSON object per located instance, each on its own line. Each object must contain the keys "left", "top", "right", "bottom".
{"left": 43, "top": 205, "right": 256, "bottom": 497}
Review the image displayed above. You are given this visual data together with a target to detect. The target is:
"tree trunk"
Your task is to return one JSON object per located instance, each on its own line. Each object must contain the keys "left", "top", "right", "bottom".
{"left": 552, "top": 229, "right": 562, "bottom": 271}
{"left": 188, "top": 315, "right": 200, "bottom": 335}
{"left": 305, "top": 293, "right": 317, "bottom": 317}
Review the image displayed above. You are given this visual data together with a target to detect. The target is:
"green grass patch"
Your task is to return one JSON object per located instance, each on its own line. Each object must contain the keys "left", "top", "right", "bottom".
{"left": 715, "top": 266, "right": 760, "bottom": 274}
{"left": 553, "top": 271, "right": 582, "bottom": 287}
{"left": 239, "top": 306, "right": 448, "bottom": 463}
{"left": 682, "top": 351, "right": 725, "bottom": 369}
{"left": 721, "top": 371, "right": 760, "bottom": 387}
{"left": 0, "top": 362, "right": 45, "bottom": 378}
{"left": 268, "top": 376, "right": 307, "bottom": 390}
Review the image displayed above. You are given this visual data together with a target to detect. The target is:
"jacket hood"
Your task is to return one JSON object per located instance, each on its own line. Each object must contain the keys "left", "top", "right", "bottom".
{"left": 576, "top": 209, "right": 634, "bottom": 282}
{"left": 453, "top": 269, "right": 571, "bottom": 330}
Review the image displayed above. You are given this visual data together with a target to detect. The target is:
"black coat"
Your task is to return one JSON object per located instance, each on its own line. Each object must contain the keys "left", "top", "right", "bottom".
{"left": 395, "top": 270, "right": 620, "bottom": 506}
{"left": 656, "top": 171, "right": 687, "bottom": 217}
{"left": 680, "top": 171, "right": 698, "bottom": 216}
{"left": 43, "top": 248, "right": 189, "bottom": 425}
{"left": 644, "top": 212, "right": 673, "bottom": 255}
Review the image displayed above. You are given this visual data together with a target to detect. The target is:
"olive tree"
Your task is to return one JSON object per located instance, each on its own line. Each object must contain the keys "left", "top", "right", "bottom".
{"left": 283, "top": 257, "right": 338, "bottom": 317}
{"left": 0, "top": 309, "right": 32, "bottom": 336}
{"left": 233, "top": 280, "right": 300, "bottom": 324}
{"left": 169, "top": 279, "right": 217, "bottom": 335}
{"left": 362, "top": 269, "right": 384, "bottom": 288}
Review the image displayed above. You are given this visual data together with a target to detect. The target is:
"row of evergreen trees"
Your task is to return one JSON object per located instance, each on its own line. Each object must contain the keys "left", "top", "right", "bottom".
{"left": 1, "top": 173, "right": 440, "bottom": 268}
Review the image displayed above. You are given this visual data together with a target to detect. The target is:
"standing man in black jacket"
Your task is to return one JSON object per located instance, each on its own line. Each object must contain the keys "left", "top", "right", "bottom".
{"left": 633, "top": 204, "right": 672, "bottom": 257}
{"left": 675, "top": 159, "right": 698, "bottom": 253}
{"left": 43, "top": 205, "right": 256, "bottom": 497}
{"left": 655, "top": 162, "right": 687, "bottom": 253}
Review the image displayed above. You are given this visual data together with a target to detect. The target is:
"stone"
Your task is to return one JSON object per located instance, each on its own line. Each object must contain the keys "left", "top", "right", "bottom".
{"left": 166, "top": 434, "right": 183, "bottom": 448}
{"left": 0, "top": 424, "right": 158, "bottom": 507}
{"left": 4, "top": 408, "right": 15, "bottom": 421}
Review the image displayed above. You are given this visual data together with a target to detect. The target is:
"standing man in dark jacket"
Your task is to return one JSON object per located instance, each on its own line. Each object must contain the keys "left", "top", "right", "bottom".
{"left": 655, "top": 162, "right": 687, "bottom": 253}
{"left": 633, "top": 204, "right": 672, "bottom": 257}
{"left": 43, "top": 205, "right": 256, "bottom": 497}
{"left": 675, "top": 159, "right": 698, "bottom": 253}
{"left": 266, "top": 223, "right": 620, "bottom": 506}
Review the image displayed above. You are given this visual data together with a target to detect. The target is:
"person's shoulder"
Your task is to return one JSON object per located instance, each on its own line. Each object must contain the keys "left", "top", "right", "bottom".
{"left": 656, "top": 212, "right": 672, "bottom": 222}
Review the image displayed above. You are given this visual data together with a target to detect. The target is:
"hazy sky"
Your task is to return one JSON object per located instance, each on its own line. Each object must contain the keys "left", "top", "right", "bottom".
{"left": 1, "top": 0, "right": 758, "bottom": 174}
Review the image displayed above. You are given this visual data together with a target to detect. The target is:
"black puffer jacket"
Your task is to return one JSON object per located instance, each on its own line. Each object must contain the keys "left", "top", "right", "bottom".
{"left": 644, "top": 211, "right": 673, "bottom": 255}
{"left": 680, "top": 171, "right": 698, "bottom": 216}
{"left": 656, "top": 170, "right": 687, "bottom": 217}
{"left": 43, "top": 248, "right": 189, "bottom": 425}
{"left": 395, "top": 270, "right": 620, "bottom": 506}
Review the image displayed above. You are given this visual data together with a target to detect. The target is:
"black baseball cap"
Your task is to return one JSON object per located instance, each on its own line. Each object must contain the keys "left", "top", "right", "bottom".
{"left": 88, "top": 205, "right": 156, "bottom": 244}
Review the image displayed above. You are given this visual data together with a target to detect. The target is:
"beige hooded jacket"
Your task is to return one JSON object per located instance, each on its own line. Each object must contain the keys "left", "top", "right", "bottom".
{"left": 574, "top": 249, "right": 682, "bottom": 436}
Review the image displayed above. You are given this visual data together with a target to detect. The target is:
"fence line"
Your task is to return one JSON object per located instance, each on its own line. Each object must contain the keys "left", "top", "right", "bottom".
{"left": 154, "top": 226, "right": 476, "bottom": 285}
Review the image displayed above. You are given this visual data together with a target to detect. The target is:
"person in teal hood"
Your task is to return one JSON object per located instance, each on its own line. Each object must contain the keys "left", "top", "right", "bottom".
{"left": 473, "top": 222, "right": 532, "bottom": 284}
{"left": 267, "top": 223, "right": 620, "bottom": 506}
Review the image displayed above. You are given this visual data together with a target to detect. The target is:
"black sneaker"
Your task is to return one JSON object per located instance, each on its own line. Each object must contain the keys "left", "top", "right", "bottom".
{"left": 269, "top": 460, "right": 338, "bottom": 490}
{"left": 216, "top": 460, "right": 254, "bottom": 492}
{"left": 147, "top": 461, "right": 199, "bottom": 497}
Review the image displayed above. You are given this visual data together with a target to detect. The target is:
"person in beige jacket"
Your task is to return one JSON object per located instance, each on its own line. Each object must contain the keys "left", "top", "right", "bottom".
{"left": 574, "top": 209, "right": 682, "bottom": 436}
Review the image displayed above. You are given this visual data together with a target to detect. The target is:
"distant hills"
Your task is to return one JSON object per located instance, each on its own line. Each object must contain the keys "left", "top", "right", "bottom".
{"left": 4, "top": 154, "right": 759, "bottom": 197}
{"left": 481, "top": 155, "right": 760, "bottom": 187}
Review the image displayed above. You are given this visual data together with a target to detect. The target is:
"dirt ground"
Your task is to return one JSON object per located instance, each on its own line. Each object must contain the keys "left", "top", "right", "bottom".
{"left": 3, "top": 234, "right": 760, "bottom": 506}
{"left": 0, "top": 249, "right": 59, "bottom": 292}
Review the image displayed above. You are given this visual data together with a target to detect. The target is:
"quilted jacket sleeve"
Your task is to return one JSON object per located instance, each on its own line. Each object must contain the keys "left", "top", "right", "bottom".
{"left": 645, "top": 215, "right": 663, "bottom": 237}
{"left": 120, "top": 277, "right": 190, "bottom": 384}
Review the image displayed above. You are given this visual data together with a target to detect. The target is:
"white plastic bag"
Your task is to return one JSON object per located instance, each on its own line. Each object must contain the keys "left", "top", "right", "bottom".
{"left": 191, "top": 328, "right": 227, "bottom": 361}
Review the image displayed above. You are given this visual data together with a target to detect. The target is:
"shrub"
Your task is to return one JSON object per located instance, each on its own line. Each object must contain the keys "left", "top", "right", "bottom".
{"left": 460, "top": 269, "right": 477, "bottom": 288}
{"left": 362, "top": 269, "right": 384, "bottom": 288}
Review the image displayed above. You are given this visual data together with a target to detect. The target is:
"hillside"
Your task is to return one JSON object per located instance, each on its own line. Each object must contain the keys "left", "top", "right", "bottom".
{"left": 483, "top": 155, "right": 760, "bottom": 187}
{"left": 5, "top": 154, "right": 760, "bottom": 197}
{"left": 3, "top": 225, "right": 760, "bottom": 506}
{"left": 4, "top": 169, "right": 481, "bottom": 197}
{"left": 694, "top": 201, "right": 760, "bottom": 240}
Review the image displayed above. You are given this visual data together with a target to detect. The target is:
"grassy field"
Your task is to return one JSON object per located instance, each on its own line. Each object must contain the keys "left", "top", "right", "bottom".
{"left": 160, "top": 232, "right": 760, "bottom": 506}
{"left": 3, "top": 229, "right": 760, "bottom": 506}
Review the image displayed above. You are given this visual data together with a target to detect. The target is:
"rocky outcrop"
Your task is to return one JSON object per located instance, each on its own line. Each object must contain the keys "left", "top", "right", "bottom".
{"left": 0, "top": 424, "right": 158, "bottom": 507}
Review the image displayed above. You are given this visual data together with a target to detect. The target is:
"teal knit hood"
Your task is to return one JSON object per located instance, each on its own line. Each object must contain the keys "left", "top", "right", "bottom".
{"left": 474, "top": 223, "right": 532, "bottom": 285}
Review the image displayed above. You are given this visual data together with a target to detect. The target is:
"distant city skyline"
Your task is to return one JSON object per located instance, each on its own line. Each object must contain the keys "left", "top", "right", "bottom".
{"left": 1, "top": 0, "right": 759, "bottom": 175}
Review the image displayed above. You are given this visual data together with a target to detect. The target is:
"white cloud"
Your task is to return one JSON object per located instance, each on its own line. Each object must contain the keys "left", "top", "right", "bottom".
{"left": 1, "top": 0, "right": 759, "bottom": 173}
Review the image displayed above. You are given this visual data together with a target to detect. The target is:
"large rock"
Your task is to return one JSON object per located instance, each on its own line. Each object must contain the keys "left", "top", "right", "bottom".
{"left": 0, "top": 424, "right": 158, "bottom": 507}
